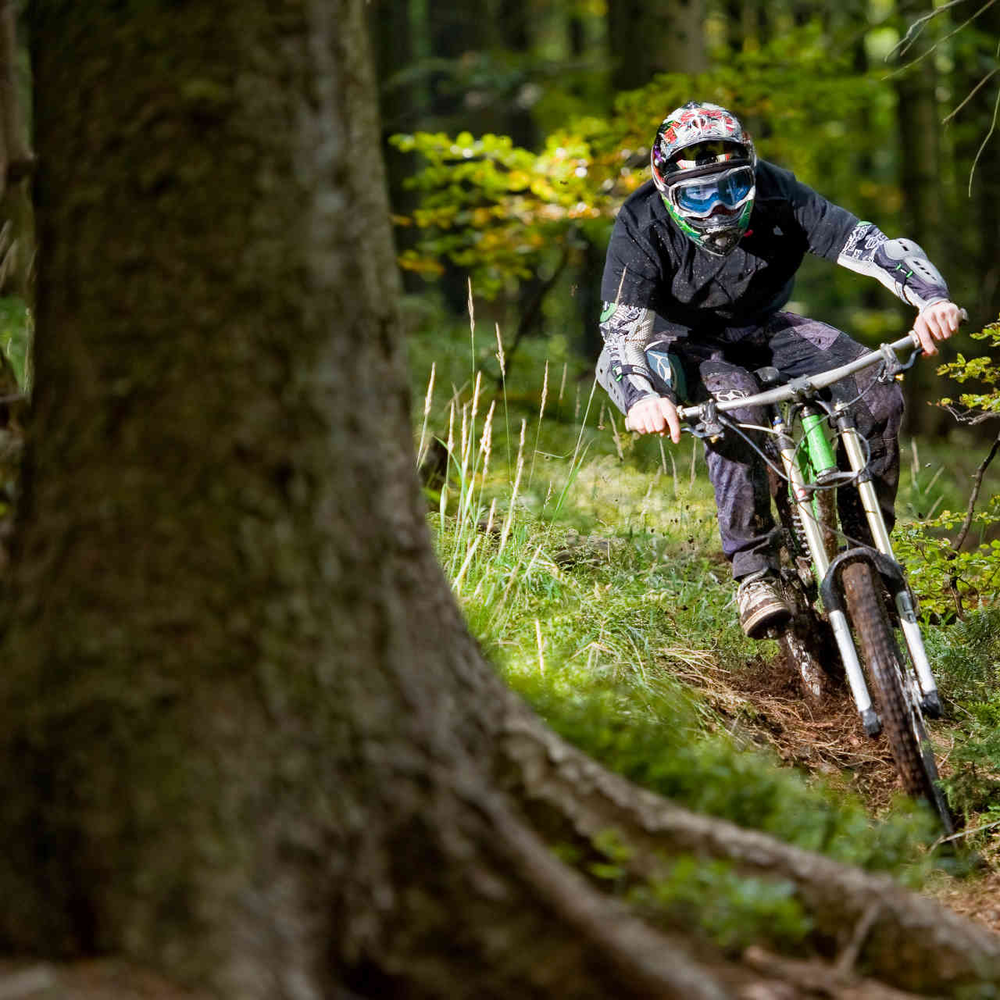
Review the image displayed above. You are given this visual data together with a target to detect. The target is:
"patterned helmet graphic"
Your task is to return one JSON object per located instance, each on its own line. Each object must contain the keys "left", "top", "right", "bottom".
{"left": 650, "top": 102, "right": 757, "bottom": 256}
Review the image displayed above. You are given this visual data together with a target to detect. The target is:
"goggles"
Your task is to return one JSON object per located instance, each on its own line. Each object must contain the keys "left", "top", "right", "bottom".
{"left": 670, "top": 165, "right": 754, "bottom": 218}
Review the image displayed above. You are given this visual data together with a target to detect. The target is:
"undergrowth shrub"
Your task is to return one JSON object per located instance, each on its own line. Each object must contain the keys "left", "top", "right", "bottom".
{"left": 629, "top": 856, "right": 814, "bottom": 955}
{"left": 929, "top": 609, "right": 1000, "bottom": 824}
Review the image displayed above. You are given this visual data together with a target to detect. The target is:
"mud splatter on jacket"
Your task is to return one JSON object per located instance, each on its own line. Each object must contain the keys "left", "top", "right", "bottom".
{"left": 599, "top": 160, "right": 950, "bottom": 413}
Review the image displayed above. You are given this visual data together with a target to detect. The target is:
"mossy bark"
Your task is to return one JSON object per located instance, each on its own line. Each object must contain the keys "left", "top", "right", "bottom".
{"left": 1, "top": 2, "right": 998, "bottom": 998}
{"left": 1, "top": 2, "right": 719, "bottom": 995}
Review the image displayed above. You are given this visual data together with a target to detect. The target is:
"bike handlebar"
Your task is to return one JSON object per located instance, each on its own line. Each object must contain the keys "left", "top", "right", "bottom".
{"left": 675, "top": 329, "right": 942, "bottom": 422}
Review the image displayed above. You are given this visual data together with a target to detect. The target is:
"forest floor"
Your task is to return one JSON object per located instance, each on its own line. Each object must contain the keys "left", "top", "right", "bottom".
{"left": 683, "top": 645, "right": 1000, "bottom": 938}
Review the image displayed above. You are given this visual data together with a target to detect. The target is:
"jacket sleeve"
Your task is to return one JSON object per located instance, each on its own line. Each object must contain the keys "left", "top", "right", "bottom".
{"left": 835, "top": 221, "right": 950, "bottom": 310}
{"left": 597, "top": 206, "right": 668, "bottom": 414}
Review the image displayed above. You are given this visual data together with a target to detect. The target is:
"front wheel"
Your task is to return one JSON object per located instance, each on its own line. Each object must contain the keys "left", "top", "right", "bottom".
{"left": 841, "top": 563, "right": 953, "bottom": 834}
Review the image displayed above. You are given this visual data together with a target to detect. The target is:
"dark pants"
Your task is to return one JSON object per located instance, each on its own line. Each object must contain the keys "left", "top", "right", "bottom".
{"left": 643, "top": 312, "right": 904, "bottom": 579}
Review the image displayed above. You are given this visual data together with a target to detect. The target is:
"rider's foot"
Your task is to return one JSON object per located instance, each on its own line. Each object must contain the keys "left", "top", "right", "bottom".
{"left": 737, "top": 570, "right": 792, "bottom": 639}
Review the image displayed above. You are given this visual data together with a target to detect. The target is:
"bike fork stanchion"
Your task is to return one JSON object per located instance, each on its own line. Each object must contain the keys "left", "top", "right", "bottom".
{"left": 779, "top": 431, "right": 881, "bottom": 734}
{"left": 840, "top": 422, "right": 942, "bottom": 715}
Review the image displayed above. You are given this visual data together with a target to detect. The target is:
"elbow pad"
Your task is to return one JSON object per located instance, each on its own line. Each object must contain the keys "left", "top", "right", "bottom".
{"left": 837, "top": 223, "right": 949, "bottom": 310}
{"left": 873, "top": 238, "right": 949, "bottom": 309}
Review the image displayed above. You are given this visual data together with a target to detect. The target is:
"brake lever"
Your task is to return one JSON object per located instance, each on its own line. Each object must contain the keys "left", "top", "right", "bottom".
{"left": 876, "top": 341, "right": 920, "bottom": 381}
{"left": 683, "top": 399, "right": 724, "bottom": 441}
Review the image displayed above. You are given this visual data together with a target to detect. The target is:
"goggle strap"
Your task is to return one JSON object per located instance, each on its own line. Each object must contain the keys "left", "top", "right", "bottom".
{"left": 668, "top": 163, "right": 754, "bottom": 187}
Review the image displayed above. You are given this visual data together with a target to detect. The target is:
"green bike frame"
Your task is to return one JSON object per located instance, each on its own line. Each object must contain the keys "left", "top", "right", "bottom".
{"left": 771, "top": 407, "right": 883, "bottom": 731}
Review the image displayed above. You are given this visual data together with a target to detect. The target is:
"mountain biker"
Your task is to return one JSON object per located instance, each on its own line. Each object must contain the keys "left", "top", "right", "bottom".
{"left": 595, "top": 101, "right": 962, "bottom": 639}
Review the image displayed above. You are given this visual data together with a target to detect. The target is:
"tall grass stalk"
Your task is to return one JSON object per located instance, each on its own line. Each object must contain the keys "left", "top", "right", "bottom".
{"left": 535, "top": 618, "right": 546, "bottom": 675}
{"left": 467, "top": 277, "right": 476, "bottom": 381}
{"left": 527, "top": 359, "right": 549, "bottom": 491}
{"left": 459, "top": 403, "right": 470, "bottom": 486}
{"left": 498, "top": 419, "right": 527, "bottom": 559}
{"left": 610, "top": 411, "right": 624, "bottom": 461}
{"left": 416, "top": 361, "right": 435, "bottom": 469}
{"left": 457, "top": 400, "right": 496, "bottom": 552}
{"left": 553, "top": 375, "right": 599, "bottom": 518}
{"left": 453, "top": 535, "right": 481, "bottom": 595}
{"left": 483, "top": 496, "right": 497, "bottom": 538}
{"left": 451, "top": 385, "right": 495, "bottom": 574}
{"left": 462, "top": 372, "right": 483, "bottom": 517}
{"left": 496, "top": 322, "right": 511, "bottom": 482}
{"left": 439, "top": 401, "right": 456, "bottom": 533}
{"left": 477, "top": 399, "right": 496, "bottom": 514}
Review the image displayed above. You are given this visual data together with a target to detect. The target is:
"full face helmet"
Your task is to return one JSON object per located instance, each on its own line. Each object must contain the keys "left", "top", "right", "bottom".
{"left": 650, "top": 102, "right": 756, "bottom": 255}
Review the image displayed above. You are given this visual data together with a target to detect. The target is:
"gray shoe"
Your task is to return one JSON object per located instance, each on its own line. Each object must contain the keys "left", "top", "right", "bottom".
{"left": 736, "top": 570, "right": 792, "bottom": 639}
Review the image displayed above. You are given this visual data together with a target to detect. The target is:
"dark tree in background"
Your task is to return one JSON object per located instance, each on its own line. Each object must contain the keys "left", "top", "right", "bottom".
{"left": 607, "top": 0, "right": 707, "bottom": 90}
{"left": 0, "top": 0, "right": 31, "bottom": 302}
{"left": 974, "top": 0, "right": 1000, "bottom": 323}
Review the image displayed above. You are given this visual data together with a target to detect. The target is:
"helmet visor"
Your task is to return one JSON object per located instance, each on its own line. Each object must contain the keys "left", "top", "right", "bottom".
{"left": 672, "top": 166, "right": 754, "bottom": 218}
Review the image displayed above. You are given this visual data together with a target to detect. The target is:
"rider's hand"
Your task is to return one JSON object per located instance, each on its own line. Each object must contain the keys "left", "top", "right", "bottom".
{"left": 625, "top": 395, "right": 681, "bottom": 443}
{"left": 912, "top": 300, "right": 962, "bottom": 356}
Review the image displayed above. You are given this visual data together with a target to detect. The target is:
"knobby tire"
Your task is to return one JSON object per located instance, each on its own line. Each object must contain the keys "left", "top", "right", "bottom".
{"left": 841, "top": 562, "right": 952, "bottom": 833}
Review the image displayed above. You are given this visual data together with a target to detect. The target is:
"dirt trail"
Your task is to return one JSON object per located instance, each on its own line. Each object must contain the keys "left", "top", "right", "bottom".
{"left": 671, "top": 650, "right": 1000, "bottom": 938}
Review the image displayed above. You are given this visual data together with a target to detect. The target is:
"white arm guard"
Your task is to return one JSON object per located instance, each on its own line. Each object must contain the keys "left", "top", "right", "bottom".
{"left": 597, "top": 301, "right": 659, "bottom": 413}
{"left": 836, "top": 222, "right": 949, "bottom": 311}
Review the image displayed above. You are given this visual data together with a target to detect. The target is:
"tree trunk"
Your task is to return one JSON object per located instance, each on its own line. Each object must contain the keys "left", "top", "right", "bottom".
{"left": 895, "top": 0, "right": 942, "bottom": 261}
{"left": 973, "top": 0, "right": 1000, "bottom": 324}
{"left": 3, "top": 2, "right": 1000, "bottom": 997}
{"left": 0, "top": 0, "right": 32, "bottom": 299}
{"left": 607, "top": 0, "right": 706, "bottom": 91}
{"left": 893, "top": 0, "right": 950, "bottom": 434}
{"left": 724, "top": 0, "right": 768, "bottom": 54}
{"left": 367, "top": 0, "right": 421, "bottom": 294}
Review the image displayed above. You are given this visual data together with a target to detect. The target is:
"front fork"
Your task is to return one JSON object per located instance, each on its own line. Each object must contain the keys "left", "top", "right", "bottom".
{"left": 838, "top": 418, "right": 942, "bottom": 718}
{"left": 775, "top": 408, "right": 940, "bottom": 734}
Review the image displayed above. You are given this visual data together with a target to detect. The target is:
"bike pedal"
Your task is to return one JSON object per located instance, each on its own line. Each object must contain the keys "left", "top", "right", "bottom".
{"left": 921, "top": 692, "right": 943, "bottom": 719}
{"left": 861, "top": 708, "right": 882, "bottom": 738}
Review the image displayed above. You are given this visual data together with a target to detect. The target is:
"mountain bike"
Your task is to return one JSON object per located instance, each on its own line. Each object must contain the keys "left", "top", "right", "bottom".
{"left": 675, "top": 330, "right": 957, "bottom": 833}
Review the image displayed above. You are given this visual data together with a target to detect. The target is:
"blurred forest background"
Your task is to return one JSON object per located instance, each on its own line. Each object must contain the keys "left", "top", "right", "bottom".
{"left": 364, "top": 0, "right": 1000, "bottom": 432}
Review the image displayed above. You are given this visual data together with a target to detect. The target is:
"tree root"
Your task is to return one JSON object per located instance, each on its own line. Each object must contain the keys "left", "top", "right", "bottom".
{"left": 471, "top": 783, "right": 733, "bottom": 999}
{"left": 499, "top": 703, "right": 1000, "bottom": 994}
{"left": 741, "top": 946, "right": 933, "bottom": 999}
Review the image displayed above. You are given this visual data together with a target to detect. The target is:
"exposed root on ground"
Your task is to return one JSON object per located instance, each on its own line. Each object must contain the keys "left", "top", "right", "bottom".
{"left": 500, "top": 695, "right": 1000, "bottom": 995}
